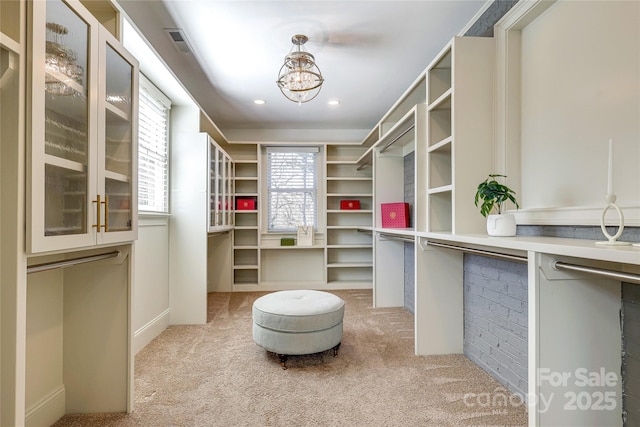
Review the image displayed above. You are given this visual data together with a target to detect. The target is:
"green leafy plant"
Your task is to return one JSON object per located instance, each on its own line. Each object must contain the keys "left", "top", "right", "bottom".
{"left": 474, "top": 174, "right": 519, "bottom": 218}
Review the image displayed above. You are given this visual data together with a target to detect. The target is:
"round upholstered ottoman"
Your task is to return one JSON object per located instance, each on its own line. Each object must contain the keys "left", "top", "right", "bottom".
{"left": 252, "top": 290, "right": 345, "bottom": 369}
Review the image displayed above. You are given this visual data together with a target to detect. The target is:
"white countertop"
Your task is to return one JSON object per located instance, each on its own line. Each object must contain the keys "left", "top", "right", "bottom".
{"left": 417, "top": 232, "right": 640, "bottom": 266}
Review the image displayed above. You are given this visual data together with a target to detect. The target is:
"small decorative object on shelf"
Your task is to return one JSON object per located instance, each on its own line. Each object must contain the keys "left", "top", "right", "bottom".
{"left": 340, "top": 200, "right": 360, "bottom": 210}
{"left": 297, "top": 225, "right": 314, "bottom": 246}
{"left": 381, "top": 203, "right": 410, "bottom": 228}
{"left": 236, "top": 198, "right": 255, "bottom": 210}
{"left": 280, "top": 237, "right": 296, "bottom": 246}
{"left": 596, "top": 139, "right": 630, "bottom": 246}
{"left": 475, "top": 174, "right": 519, "bottom": 237}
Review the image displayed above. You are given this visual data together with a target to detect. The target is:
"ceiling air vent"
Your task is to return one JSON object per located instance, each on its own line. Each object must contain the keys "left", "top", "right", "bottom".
{"left": 165, "top": 28, "right": 193, "bottom": 54}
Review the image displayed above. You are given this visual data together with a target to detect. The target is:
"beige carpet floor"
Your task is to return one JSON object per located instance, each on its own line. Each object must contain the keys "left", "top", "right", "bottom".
{"left": 53, "top": 289, "right": 528, "bottom": 426}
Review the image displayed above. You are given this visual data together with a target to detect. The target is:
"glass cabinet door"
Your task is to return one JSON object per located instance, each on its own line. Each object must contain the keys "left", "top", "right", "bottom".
{"left": 226, "top": 157, "right": 234, "bottom": 226}
{"left": 216, "top": 148, "right": 224, "bottom": 226}
{"left": 98, "top": 34, "right": 137, "bottom": 244}
{"left": 28, "top": 0, "right": 138, "bottom": 253}
{"left": 208, "top": 140, "right": 217, "bottom": 230}
{"left": 28, "top": 0, "right": 98, "bottom": 252}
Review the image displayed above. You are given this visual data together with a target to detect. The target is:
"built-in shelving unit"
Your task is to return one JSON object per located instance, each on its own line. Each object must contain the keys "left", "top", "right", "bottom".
{"left": 226, "top": 144, "right": 260, "bottom": 287}
{"left": 425, "top": 37, "right": 495, "bottom": 234}
{"left": 325, "top": 145, "right": 373, "bottom": 287}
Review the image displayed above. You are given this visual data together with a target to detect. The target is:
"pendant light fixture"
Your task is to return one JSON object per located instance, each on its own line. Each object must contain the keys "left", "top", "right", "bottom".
{"left": 45, "top": 22, "right": 84, "bottom": 96}
{"left": 276, "top": 34, "right": 324, "bottom": 105}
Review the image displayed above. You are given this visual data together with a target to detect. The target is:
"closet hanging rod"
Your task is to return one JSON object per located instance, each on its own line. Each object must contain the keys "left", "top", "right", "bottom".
{"left": 355, "top": 161, "right": 370, "bottom": 171}
{"left": 208, "top": 230, "right": 230, "bottom": 237}
{"left": 379, "top": 124, "right": 415, "bottom": 154}
{"left": 553, "top": 261, "right": 640, "bottom": 285}
{"left": 425, "top": 241, "right": 527, "bottom": 263}
{"left": 377, "top": 232, "right": 415, "bottom": 243}
{"left": 27, "top": 251, "right": 120, "bottom": 274}
{"left": 357, "top": 228, "right": 373, "bottom": 234}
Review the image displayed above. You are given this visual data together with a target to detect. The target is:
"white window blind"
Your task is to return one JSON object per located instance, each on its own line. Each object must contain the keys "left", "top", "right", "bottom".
{"left": 138, "top": 74, "right": 170, "bottom": 213}
{"left": 266, "top": 147, "right": 318, "bottom": 231}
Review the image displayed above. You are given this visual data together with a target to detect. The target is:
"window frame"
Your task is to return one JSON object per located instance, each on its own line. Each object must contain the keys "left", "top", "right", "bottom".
{"left": 137, "top": 73, "right": 171, "bottom": 214}
{"left": 262, "top": 146, "right": 324, "bottom": 234}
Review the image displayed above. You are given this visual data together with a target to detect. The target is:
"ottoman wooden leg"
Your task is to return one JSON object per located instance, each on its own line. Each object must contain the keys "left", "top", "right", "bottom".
{"left": 278, "top": 354, "right": 288, "bottom": 370}
{"left": 332, "top": 342, "right": 341, "bottom": 357}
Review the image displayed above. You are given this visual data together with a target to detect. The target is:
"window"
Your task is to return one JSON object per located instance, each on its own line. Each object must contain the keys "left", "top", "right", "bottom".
{"left": 266, "top": 147, "right": 319, "bottom": 232}
{"left": 138, "top": 74, "right": 170, "bottom": 213}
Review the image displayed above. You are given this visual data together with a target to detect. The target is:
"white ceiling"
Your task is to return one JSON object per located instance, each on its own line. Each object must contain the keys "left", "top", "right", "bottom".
{"left": 118, "top": 0, "right": 488, "bottom": 140}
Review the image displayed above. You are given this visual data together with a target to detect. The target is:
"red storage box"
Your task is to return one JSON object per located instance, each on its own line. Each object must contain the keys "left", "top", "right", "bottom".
{"left": 236, "top": 199, "right": 255, "bottom": 210}
{"left": 340, "top": 200, "right": 360, "bottom": 210}
{"left": 381, "top": 203, "right": 410, "bottom": 228}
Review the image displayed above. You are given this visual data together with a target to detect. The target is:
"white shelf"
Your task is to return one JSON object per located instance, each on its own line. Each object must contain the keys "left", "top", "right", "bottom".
{"left": 105, "top": 102, "right": 130, "bottom": 121}
{"left": 326, "top": 177, "right": 371, "bottom": 181}
{"left": 326, "top": 160, "right": 357, "bottom": 165}
{"left": 428, "top": 136, "right": 452, "bottom": 152}
{"left": 427, "top": 185, "right": 453, "bottom": 194}
{"left": 326, "top": 225, "right": 369, "bottom": 230}
{"left": 327, "top": 262, "right": 373, "bottom": 268}
{"left": 326, "top": 193, "right": 372, "bottom": 197}
{"left": 327, "top": 244, "right": 372, "bottom": 249}
{"left": 0, "top": 32, "right": 20, "bottom": 54}
{"left": 261, "top": 245, "right": 325, "bottom": 250}
{"left": 233, "top": 245, "right": 258, "bottom": 250}
{"left": 105, "top": 170, "right": 130, "bottom": 183}
{"left": 44, "top": 154, "right": 86, "bottom": 173}
{"left": 233, "top": 265, "right": 259, "bottom": 270}
{"left": 326, "top": 209, "right": 373, "bottom": 214}
{"left": 427, "top": 88, "right": 452, "bottom": 111}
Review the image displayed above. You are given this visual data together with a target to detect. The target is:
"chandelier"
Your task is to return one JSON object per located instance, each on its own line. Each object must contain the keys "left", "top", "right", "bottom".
{"left": 276, "top": 34, "right": 324, "bottom": 104}
{"left": 45, "top": 22, "right": 84, "bottom": 96}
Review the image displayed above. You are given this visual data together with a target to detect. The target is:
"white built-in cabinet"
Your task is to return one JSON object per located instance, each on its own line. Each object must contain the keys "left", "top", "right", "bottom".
{"left": 1, "top": 1, "right": 136, "bottom": 426}
{"left": 230, "top": 144, "right": 260, "bottom": 286}
{"left": 27, "top": 0, "right": 138, "bottom": 254}
{"left": 1, "top": 1, "right": 26, "bottom": 425}
{"left": 355, "top": 36, "right": 495, "bottom": 308}
{"left": 425, "top": 37, "right": 494, "bottom": 234}
{"left": 325, "top": 145, "right": 373, "bottom": 287}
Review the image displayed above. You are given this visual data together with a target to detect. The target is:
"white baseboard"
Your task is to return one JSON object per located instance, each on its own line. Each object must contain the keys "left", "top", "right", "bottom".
{"left": 25, "top": 385, "right": 65, "bottom": 427}
{"left": 134, "top": 309, "right": 170, "bottom": 354}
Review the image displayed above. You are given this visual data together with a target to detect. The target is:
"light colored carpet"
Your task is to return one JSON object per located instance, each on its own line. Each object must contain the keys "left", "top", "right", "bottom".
{"left": 53, "top": 289, "right": 528, "bottom": 426}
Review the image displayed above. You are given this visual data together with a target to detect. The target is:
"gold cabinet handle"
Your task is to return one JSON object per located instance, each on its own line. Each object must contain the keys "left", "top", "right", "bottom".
{"left": 102, "top": 195, "right": 109, "bottom": 232}
{"left": 92, "top": 194, "right": 102, "bottom": 229}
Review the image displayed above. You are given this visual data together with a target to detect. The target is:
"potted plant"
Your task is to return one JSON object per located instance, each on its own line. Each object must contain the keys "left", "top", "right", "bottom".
{"left": 474, "top": 174, "right": 519, "bottom": 236}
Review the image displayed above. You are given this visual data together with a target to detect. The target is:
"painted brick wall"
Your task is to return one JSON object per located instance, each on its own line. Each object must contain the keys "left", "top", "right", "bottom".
{"left": 463, "top": 254, "right": 528, "bottom": 397}
{"left": 623, "top": 284, "right": 640, "bottom": 426}
{"left": 464, "top": 0, "right": 519, "bottom": 37}
{"left": 404, "top": 152, "right": 415, "bottom": 313}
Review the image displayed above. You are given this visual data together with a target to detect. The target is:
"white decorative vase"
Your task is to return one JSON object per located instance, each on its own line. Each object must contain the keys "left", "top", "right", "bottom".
{"left": 486, "top": 213, "right": 517, "bottom": 237}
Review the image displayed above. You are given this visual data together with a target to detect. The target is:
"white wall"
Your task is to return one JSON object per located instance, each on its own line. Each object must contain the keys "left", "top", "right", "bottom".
{"left": 133, "top": 215, "right": 170, "bottom": 354}
{"left": 516, "top": 0, "right": 639, "bottom": 223}
{"left": 169, "top": 106, "right": 208, "bottom": 325}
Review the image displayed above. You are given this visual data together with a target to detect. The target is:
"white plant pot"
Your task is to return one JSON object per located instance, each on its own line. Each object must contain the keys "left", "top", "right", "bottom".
{"left": 486, "top": 213, "right": 517, "bottom": 237}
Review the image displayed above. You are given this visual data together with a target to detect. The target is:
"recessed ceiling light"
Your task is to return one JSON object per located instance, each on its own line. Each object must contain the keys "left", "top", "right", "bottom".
{"left": 254, "top": 99, "right": 266, "bottom": 105}
{"left": 328, "top": 99, "right": 341, "bottom": 106}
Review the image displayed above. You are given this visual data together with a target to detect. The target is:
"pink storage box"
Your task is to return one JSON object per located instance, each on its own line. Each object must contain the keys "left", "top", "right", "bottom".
{"left": 236, "top": 199, "right": 255, "bottom": 210}
{"left": 381, "top": 203, "right": 410, "bottom": 228}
